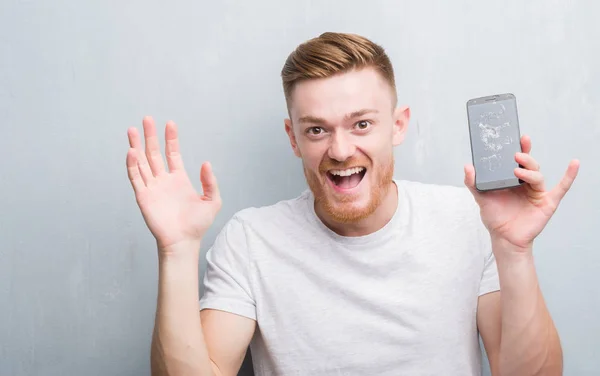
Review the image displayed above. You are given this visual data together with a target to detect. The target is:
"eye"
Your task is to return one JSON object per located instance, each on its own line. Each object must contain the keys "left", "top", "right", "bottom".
{"left": 355, "top": 120, "right": 371, "bottom": 131}
{"left": 307, "top": 127, "right": 325, "bottom": 135}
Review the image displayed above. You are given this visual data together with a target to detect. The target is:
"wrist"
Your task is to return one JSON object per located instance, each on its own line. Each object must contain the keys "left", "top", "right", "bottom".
{"left": 490, "top": 233, "right": 533, "bottom": 252}
{"left": 157, "top": 240, "right": 202, "bottom": 285}
{"left": 158, "top": 239, "right": 202, "bottom": 262}
{"left": 491, "top": 235, "right": 534, "bottom": 264}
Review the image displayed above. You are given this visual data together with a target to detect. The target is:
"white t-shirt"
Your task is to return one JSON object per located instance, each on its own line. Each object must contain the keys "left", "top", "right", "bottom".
{"left": 200, "top": 180, "right": 500, "bottom": 376}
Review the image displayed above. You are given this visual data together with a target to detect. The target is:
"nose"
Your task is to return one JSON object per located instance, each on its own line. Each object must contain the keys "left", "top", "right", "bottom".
{"left": 327, "top": 132, "right": 356, "bottom": 162}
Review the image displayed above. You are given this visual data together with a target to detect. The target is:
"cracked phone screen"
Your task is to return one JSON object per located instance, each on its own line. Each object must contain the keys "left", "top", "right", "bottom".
{"left": 468, "top": 98, "right": 521, "bottom": 184}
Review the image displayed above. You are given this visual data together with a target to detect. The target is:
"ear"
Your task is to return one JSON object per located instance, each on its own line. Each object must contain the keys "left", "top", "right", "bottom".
{"left": 284, "top": 118, "right": 302, "bottom": 158}
{"left": 392, "top": 106, "right": 410, "bottom": 146}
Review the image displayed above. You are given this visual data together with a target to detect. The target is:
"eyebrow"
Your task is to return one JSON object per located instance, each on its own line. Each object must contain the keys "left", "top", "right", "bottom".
{"left": 298, "top": 109, "right": 379, "bottom": 125}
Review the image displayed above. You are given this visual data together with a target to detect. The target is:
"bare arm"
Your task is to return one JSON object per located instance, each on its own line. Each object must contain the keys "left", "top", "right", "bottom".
{"left": 477, "top": 291, "right": 502, "bottom": 376}
{"left": 200, "top": 309, "right": 256, "bottom": 376}
{"left": 151, "top": 241, "right": 255, "bottom": 376}
{"left": 479, "top": 242, "right": 562, "bottom": 376}
{"left": 151, "top": 241, "right": 215, "bottom": 376}
{"left": 126, "top": 116, "right": 254, "bottom": 375}
{"left": 464, "top": 135, "right": 578, "bottom": 376}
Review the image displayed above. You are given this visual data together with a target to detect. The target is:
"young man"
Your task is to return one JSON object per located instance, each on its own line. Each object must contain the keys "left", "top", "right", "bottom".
{"left": 126, "top": 33, "right": 579, "bottom": 376}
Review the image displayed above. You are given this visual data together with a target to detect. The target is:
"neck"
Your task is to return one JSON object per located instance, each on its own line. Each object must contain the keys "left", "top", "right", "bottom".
{"left": 315, "top": 181, "right": 398, "bottom": 237}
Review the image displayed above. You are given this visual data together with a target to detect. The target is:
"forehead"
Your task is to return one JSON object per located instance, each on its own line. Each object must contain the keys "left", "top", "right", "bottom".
{"left": 290, "top": 68, "right": 394, "bottom": 121}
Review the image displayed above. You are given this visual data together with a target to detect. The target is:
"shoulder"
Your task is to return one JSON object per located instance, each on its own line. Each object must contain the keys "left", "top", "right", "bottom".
{"left": 397, "top": 179, "right": 480, "bottom": 222}
{"left": 228, "top": 190, "right": 312, "bottom": 231}
{"left": 397, "top": 180, "right": 490, "bottom": 259}
{"left": 209, "top": 190, "right": 311, "bottom": 252}
{"left": 398, "top": 179, "right": 476, "bottom": 207}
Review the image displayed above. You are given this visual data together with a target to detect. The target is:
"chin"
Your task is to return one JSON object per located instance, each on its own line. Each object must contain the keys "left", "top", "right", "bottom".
{"left": 319, "top": 183, "right": 377, "bottom": 223}
{"left": 324, "top": 198, "right": 374, "bottom": 224}
{"left": 304, "top": 156, "right": 394, "bottom": 224}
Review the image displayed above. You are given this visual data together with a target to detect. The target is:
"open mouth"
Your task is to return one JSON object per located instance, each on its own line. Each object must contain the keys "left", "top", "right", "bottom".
{"left": 326, "top": 167, "right": 367, "bottom": 190}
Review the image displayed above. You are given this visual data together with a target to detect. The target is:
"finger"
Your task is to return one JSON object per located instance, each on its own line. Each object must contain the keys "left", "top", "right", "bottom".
{"left": 128, "top": 126, "right": 154, "bottom": 185}
{"left": 128, "top": 126, "right": 142, "bottom": 149}
{"left": 550, "top": 159, "right": 580, "bottom": 202}
{"left": 143, "top": 116, "right": 166, "bottom": 177}
{"left": 126, "top": 148, "right": 146, "bottom": 194}
{"left": 165, "top": 121, "right": 185, "bottom": 172}
{"left": 514, "top": 168, "right": 545, "bottom": 192}
{"left": 515, "top": 152, "right": 540, "bottom": 172}
{"left": 200, "top": 162, "right": 222, "bottom": 204}
{"left": 521, "top": 135, "right": 532, "bottom": 154}
{"left": 463, "top": 164, "right": 479, "bottom": 197}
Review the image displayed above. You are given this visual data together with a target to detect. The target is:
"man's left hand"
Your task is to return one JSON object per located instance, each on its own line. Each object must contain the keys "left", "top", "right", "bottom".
{"left": 464, "top": 135, "right": 580, "bottom": 252}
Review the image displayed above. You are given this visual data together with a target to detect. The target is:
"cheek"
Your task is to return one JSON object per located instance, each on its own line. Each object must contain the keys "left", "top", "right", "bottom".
{"left": 298, "top": 141, "right": 327, "bottom": 170}
{"left": 356, "top": 133, "right": 393, "bottom": 162}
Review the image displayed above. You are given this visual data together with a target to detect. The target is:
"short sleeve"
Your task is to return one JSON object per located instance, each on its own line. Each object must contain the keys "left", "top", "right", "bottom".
{"left": 477, "top": 216, "right": 501, "bottom": 296}
{"left": 199, "top": 216, "right": 256, "bottom": 320}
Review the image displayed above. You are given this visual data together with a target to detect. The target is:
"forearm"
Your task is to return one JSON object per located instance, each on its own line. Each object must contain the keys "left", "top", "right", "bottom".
{"left": 151, "top": 240, "right": 216, "bottom": 376}
{"left": 493, "top": 237, "right": 563, "bottom": 376}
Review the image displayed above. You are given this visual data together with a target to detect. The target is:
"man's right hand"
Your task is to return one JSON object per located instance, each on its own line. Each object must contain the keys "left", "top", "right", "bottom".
{"left": 126, "top": 116, "right": 222, "bottom": 253}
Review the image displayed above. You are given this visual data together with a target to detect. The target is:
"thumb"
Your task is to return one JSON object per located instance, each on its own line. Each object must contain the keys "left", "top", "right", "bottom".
{"left": 463, "top": 164, "right": 478, "bottom": 196}
{"left": 200, "top": 162, "right": 222, "bottom": 204}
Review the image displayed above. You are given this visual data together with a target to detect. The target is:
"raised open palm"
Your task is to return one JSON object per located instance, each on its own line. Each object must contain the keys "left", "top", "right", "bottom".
{"left": 126, "top": 116, "right": 222, "bottom": 251}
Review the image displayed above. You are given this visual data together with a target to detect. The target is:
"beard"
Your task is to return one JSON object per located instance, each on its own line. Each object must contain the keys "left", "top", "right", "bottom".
{"left": 304, "top": 154, "right": 395, "bottom": 224}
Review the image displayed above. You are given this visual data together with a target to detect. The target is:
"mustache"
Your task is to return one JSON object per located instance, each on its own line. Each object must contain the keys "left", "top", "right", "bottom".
{"left": 318, "top": 157, "right": 370, "bottom": 173}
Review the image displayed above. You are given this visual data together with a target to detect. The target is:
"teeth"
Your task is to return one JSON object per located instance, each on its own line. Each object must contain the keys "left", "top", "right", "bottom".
{"left": 330, "top": 167, "right": 365, "bottom": 177}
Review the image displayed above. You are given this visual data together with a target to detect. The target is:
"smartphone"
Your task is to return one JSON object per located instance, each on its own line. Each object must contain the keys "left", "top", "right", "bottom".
{"left": 466, "top": 93, "right": 523, "bottom": 192}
